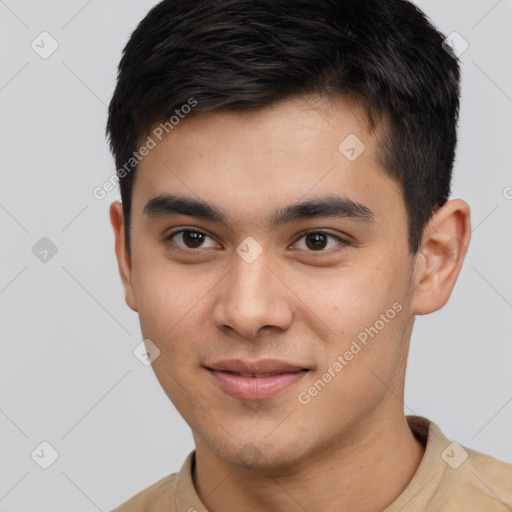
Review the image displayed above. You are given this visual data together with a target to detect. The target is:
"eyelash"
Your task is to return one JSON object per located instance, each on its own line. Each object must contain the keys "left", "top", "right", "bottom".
{"left": 164, "top": 228, "right": 349, "bottom": 256}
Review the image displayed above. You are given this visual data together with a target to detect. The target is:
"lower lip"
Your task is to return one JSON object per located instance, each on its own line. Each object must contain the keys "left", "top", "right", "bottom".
{"left": 208, "top": 369, "right": 308, "bottom": 400}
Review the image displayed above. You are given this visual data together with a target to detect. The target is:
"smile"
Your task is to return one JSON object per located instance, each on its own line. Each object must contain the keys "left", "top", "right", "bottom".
{"left": 205, "top": 359, "right": 310, "bottom": 400}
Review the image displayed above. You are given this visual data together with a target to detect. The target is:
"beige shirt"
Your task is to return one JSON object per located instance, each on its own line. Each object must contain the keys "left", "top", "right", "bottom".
{"left": 113, "top": 415, "right": 512, "bottom": 511}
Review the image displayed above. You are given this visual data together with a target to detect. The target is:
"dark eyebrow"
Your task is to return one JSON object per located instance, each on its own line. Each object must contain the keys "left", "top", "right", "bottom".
{"left": 143, "top": 195, "right": 229, "bottom": 226}
{"left": 268, "top": 195, "right": 374, "bottom": 228}
{"left": 143, "top": 194, "right": 375, "bottom": 228}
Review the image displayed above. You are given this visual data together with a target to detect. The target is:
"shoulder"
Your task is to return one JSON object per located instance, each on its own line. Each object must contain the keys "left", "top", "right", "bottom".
{"left": 388, "top": 416, "right": 512, "bottom": 511}
{"left": 445, "top": 446, "right": 512, "bottom": 508}
{"left": 420, "top": 417, "right": 512, "bottom": 510}
{"left": 112, "top": 473, "right": 178, "bottom": 512}
{"left": 111, "top": 451, "right": 200, "bottom": 512}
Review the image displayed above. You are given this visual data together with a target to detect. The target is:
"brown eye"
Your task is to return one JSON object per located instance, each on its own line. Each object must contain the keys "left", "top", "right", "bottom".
{"left": 294, "top": 231, "right": 348, "bottom": 252}
{"left": 181, "top": 231, "right": 205, "bottom": 249}
{"left": 166, "top": 229, "right": 218, "bottom": 251}
{"left": 305, "top": 233, "right": 328, "bottom": 250}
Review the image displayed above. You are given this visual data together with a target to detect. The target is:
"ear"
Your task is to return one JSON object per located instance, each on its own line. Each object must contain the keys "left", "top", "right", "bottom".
{"left": 411, "top": 199, "right": 471, "bottom": 315}
{"left": 109, "top": 201, "right": 138, "bottom": 312}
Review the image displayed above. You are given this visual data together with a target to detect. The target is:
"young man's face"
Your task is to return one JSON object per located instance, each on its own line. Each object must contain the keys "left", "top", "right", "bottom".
{"left": 112, "top": 96, "right": 421, "bottom": 469}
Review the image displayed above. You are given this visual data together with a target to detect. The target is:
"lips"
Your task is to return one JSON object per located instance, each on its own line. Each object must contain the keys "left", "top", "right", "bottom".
{"left": 205, "top": 359, "right": 309, "bottom": 400}
{"left": 206, "top": 358, "right": 307, "bottom": 374}
{"left": 236, "top": 372, "right": 283, "bottom": 378}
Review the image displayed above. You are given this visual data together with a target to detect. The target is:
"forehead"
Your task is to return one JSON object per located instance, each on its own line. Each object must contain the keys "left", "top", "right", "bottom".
{"left": 132, "top": 95, "right": 402, "bottom": 227}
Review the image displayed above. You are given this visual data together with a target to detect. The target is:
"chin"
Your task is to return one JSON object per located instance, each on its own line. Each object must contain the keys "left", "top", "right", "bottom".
{"left": 207, "top": 431, "right": 313, "bottom": 471}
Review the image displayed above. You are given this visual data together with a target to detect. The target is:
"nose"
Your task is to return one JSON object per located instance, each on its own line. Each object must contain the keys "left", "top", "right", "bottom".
{"left": 212, "top": 249, "right": 294, "bottom": 340}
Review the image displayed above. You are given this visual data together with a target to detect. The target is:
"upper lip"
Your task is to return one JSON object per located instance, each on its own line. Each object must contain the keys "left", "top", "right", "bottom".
{"left": 205, "top": 359, "right": 308, "bottom": 374}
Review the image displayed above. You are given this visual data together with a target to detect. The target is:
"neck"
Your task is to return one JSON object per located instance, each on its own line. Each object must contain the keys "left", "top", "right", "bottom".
{"left": 192, "top": 410, "right": 425, "bottom": 512}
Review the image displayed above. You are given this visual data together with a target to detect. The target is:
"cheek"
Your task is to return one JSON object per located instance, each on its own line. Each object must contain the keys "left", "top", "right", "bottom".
{"left": 295, "top": 258, "right": 406, "bottom": 333}
{"left": 132, "top": 247, "right": 191, "bottom": 317}
{"left": 130, "top": 254, "right": 222, "bottom": 361}
{"left": 301, "top": 257, "right": 411, "bottom": 377}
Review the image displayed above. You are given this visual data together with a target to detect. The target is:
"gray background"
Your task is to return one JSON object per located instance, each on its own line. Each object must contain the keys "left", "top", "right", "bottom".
{"left": 1, "top": 0, "right": 511, "bottom": 510}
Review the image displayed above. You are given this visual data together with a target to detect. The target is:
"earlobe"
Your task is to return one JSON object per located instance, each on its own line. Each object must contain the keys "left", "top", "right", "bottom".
{"left": 109, "top": 201, "right": 138, "bottom": 312}
{"left": 411, "top": 199, "right": 471, "bottom": 315}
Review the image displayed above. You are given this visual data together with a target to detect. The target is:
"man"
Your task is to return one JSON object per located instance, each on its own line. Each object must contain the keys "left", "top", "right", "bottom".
{"left": 106, "top": 0, "right": 512, "bottom": 510}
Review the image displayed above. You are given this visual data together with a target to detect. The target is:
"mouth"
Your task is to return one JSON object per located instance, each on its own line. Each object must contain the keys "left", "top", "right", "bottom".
{"left": 205, "top": 359, "right": 310, "bottom": 400}
{"left": 226, "top": 372, "right": 297, "bottom": 378}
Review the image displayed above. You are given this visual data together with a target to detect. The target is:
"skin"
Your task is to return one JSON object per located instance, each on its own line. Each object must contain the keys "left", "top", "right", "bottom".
{"left": 110, "top": 95, "right": 471, "bottom": 511}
